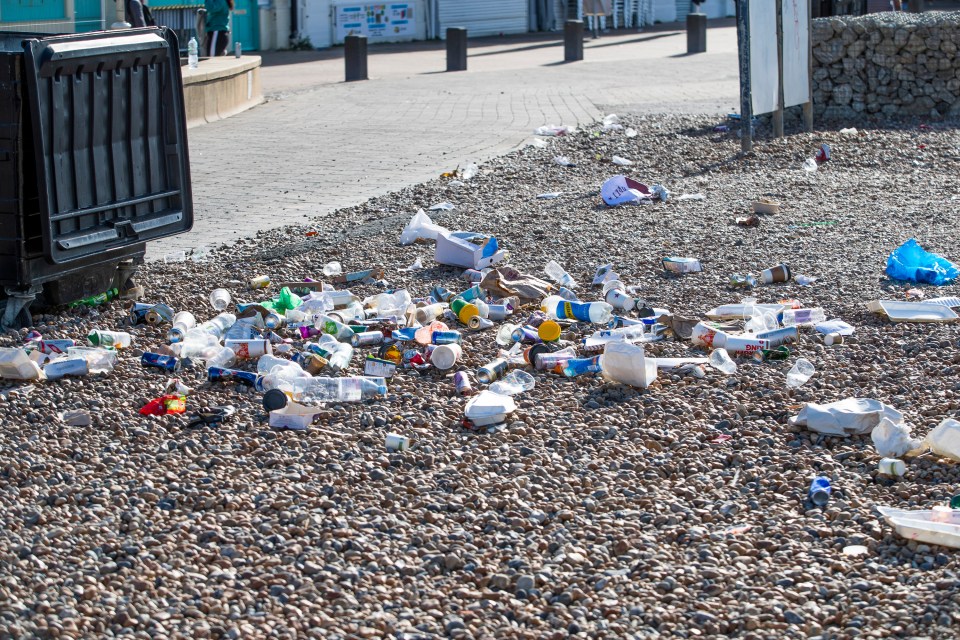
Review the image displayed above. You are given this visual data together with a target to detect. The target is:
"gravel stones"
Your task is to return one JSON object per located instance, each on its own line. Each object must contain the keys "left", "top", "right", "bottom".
{"left": 1, "top": 113, "right": 960, "bottom": 637}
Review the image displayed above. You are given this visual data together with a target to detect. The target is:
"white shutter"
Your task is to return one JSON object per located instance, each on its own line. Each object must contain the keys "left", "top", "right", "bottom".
{"left": 301, "top": 0, "right": 333, "bottom": 48}
{"left": 438, "top": 0, "right": 529, "bottom": 37}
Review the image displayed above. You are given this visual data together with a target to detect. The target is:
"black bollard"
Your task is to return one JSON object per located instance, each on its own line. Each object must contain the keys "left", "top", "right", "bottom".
{"left": 344, "top": 35, "right": 367, "bottom": 82}
{"left": 446, "top": 27, "right": 467, "bottom": 72}
{"left": 564, "top": 20, "right": 583, "bottom": 62}
{"left": 687, "top": 13, "right": 707, "bottom": 54}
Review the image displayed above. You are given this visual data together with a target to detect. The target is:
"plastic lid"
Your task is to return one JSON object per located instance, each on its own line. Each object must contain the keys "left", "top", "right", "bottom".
{"left": 262, "top": 389, "right": 288, "bottom": 411}
{"left": 538, "top": 320, "right": 561, "bottom": 342}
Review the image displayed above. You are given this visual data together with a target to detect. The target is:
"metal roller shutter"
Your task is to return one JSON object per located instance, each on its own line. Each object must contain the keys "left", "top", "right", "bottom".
{"left": 438, "top": 0, "right": 529, "bottom": 37}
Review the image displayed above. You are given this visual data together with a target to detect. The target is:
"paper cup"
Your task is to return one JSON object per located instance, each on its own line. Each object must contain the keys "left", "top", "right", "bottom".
{"left": 430, "top": 344, "right": 462, "bottom": 370}
{"left": 223, "top": 338, "right": 271, "bottom": 359}
{"left": 824, "top": 333, "right": 843, "bottom": 346}
{"left": 760, "top": 264, "right": 791, "bottom": 284}
{"left": 691, "top": 322, "right": 722, "bottom": 348}
{"left": 385, "top": 433, "right": 410, "bottom": 452}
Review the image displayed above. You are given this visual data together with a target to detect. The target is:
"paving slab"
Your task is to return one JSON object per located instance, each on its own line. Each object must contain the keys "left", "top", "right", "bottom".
{"left": 150, "top": 23, "right": 740, "bottom": 259}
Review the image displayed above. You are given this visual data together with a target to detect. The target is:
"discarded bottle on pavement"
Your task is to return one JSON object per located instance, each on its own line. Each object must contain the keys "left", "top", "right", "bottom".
{"left": 542, "top": 295, "right": 613, "bottom": 324}
{"left": 477, "top": 358, "right": 509, "bottom": 384}
{"left": 782, "top": 308, "right": 826, "bottom": 327}
{"left": 290, "top": 376, "right": 388, "bottom": 404}
{"left": 87, "top": 330, "right": 132, "bottom": 349}
{"left": 709, "top": 348, "right": 737, "bottom": 375}
{"left": 315, "top": 334, "right": 354, "bottom": 370}
{"left": 167, "top": 311, "right": 197, "bottom": 343}
{"left": 809, "top": 477, "right": 831, "bottom": 506}
{"left": 786, "top": 358, "right": 815, "bottom": 388}
{"left": 544, "top": 260, "right": 577, "bottom": 288}
{"left": 563, "top": 355, "right": 602, "bottom": 378}
{"left": 67, "top": 347, "right": 117, "bottom": 373}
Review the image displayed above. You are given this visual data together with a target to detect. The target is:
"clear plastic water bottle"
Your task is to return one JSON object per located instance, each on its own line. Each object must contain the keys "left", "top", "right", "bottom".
{"left": 315, "top": 314, "right": 354, "bottom": 342}
{"left": 316, "top": 333, "right": 353, "bottom": 370}
{"left": 199, "top": 312, "right": 237, "bottom": 339}
{"left": 291, "top": 376, "right": 387, "bottom": 404}
{"left": 188, "top": 37, "right": 199, "bottom": 69}
{"left": 544, "top": 260, "right": 577, "bottom": 288}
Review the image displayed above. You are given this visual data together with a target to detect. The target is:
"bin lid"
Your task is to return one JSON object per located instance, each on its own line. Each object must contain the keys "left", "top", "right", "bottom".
{"left": 22, "top": 27, "right": 193, "bottom": 264}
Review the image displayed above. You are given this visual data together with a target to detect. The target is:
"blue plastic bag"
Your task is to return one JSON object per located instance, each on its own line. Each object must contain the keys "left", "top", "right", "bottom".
{"left": 885, "top": 238, "right": 959, "bottom": 285}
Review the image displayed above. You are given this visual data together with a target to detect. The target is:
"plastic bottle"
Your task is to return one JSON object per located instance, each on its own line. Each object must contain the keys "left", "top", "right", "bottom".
{"left": 496, "top": 323, "right": 520, "bottom": 347}
{"left": 781, "top": 308, "right": 826, "bottom": 327}
{"left": 69, "top": 288, "right": 118, "bottom": 308}
{"left": 167, "top": 311, "right": 197, "bottom": 343}
{"left": 786, "top": 358, "right": 815, "bottom": 388}
{"left": 188, "top": 37, "right": 199, "bottom": 69}
{"left": 316, "top": 333, "right": 353, "bottom": 370}
{"left": 315, "top": 314, "right": 354, "bottom": 342}
{"left": 67, "top": 346, "right": 117, "bottom": 373}
{"left": 203, "top": 346, "right": 236, "bottom": 369}
{"left": 544, "top": 260, "right": 577, "bottom": 288}
{"left": 289, "top": 376, "right": 387, "bottom": 404}
{"left": 542, "top": 295, "right": 613, "bottom": 324}
{"left": 199, "top": 312, "right": 237, "bottom": 338}
{"left": 179, "top": 328, "right": 220, "bottom": 358}
{"left": 87, "top": 330, "right": 132, "bottom": 349}
{"left": 709, "top": 348, "right": 737, "bottom": 375}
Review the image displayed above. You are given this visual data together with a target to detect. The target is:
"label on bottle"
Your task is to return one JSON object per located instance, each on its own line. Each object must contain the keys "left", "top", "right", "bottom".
{"left": 561, "top": 302, "right": 573, "bottom": 320}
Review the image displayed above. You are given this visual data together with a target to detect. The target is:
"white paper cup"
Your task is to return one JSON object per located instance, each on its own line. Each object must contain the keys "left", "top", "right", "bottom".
{"left": 430, "top": 344, "right": 462, "bottom": 370}
{"left": 878, "top": 457, "right": 905, "bottom": 477}
{"left": 224, "top": 338, "right": 271, "bottom": 359}
{"left": 385, "top": 433, "right": 410, "bottom": 452}
{"left": 691, "top": 322, "right": 723, "bottom": 348}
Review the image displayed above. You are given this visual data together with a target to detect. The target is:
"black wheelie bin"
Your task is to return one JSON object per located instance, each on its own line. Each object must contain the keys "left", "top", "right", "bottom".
{"left": 0, "top": 26, "right": 192, "bottom": 330}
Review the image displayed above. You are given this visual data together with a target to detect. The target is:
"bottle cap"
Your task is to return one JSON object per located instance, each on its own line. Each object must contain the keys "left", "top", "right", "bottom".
{"left": 262, "top": 389, "right": 288, "bottom": 412}
{"left": 538, "top": 320, "right": 561, "bottom": 342}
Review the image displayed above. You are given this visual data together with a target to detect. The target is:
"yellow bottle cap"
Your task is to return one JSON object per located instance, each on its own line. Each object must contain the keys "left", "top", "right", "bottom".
{"left": 538, "top": 320, "right": 561, "bottom": 342}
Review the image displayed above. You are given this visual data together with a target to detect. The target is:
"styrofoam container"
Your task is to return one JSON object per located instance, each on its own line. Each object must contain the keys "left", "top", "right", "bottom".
{"left": 0, "top": 347, "right": 44, "bottom": 380}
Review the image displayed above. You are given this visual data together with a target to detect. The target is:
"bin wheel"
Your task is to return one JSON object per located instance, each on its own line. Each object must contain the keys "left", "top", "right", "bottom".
{"left": 0, "top": 298, "right": 33, "bottom": 331}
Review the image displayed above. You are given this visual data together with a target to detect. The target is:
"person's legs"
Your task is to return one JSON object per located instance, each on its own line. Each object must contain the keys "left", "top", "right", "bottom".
{"left": 207, "top": 30, "right": 218, "bottom": 57}
{"left": 214, "top": 32, "right": 229, "bottom": 56}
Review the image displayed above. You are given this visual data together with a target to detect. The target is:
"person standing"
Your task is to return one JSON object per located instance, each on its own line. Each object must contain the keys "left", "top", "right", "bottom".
{"left": 204, "top": 0, "right": 232, "bottom": 57}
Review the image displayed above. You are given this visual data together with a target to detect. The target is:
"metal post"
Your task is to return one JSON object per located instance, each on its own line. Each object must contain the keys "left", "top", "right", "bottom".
{"left": 344, "top": 35, "right": 368, "bottom": 82}
{"left": 446, "top": 27, "right": 467, "bottom": 72}
{"left": 803, "top": 0, "right": 814, "bottom": 132}
{"left": 909, "top": 0, "right": 925, "bottom": 12}
{"left": 737, "top": 0, "right": 752, "bottom": 153}
{"left": 687, "top": 12, "right": 707, "bottom": 54}
{"left": 564, "top": 20, "right": 584, "bottom": 62}
{"left": 773, "top": 0, "right": 784, "bottom": 138}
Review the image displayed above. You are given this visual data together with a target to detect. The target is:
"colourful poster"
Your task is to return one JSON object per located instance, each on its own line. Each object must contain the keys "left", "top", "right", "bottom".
{"left": 335, "top": 3, "right": 415, "bottom": 41}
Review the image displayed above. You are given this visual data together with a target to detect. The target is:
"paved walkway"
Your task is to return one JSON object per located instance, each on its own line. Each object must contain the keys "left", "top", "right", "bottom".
{"left": 151, "top": 22, "right": 740, "bottom": 259}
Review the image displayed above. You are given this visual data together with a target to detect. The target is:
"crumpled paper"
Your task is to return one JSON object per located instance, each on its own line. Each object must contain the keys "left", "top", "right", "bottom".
{"left": 480, "top": 267, "right": 553, "bottom": 303}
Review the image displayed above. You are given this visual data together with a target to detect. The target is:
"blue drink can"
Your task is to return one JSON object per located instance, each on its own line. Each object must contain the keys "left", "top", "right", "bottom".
{"left": 207, "top": 367, "right": 259, "bottom": 387}
{"left": 141, "top": 352, "right": 184, "bottom": 371}
{"left": 809, "top": 477, "right": 831, "bottom": 506}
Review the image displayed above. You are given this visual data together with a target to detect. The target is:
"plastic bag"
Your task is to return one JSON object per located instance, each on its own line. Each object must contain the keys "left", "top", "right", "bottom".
{"left": 400, "top": 209, "right": 448, "bottom": 245}
{"left": 923, "top": 418, "right": 960, "bottom": 462}
{"left": 789, "top": 398, "right": 902, "bottom": 436}
{"left": 885, "top": 238, "right": 959, "bottom": 285}
{"left": 871, "top": 417, "right": 922, "bottom": 458}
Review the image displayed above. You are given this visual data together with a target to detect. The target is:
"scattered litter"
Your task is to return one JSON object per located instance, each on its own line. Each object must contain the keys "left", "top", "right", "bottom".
{"left": 662, "top": 257, "right": 702, "bottom": 274}
{"left": 553, "top": 155, "right": 576, "bottom": 167}
{"left": 534, "top": 125, "right": 575, "bottom": 136}
{"left": 460, "top": 163, "right": 478, "bottom": 180}
{"left": 269, "top": 401, "right": 320, "bottom": 430}
{"left": 795, "top": 274, "right": 817, "bottom": 286}
{"left": 385, "top": 432, "right": 411, "bottom": 451}
{"left": 790, "top": 398, "right": 902, "bottom": 436}
{"left": 429, "top": 202, "right": 456, "bottom": 211}
{"left": 872, "top": 417, "right": 921, "bottom": 458}
{"left": 625, "top": 128, "right": 637, "bottom": 138}
{"left": 736, "top": 214, "right": 759, "bottom": 227}
{"left": 802, "top": 158, "right": 818, "bottom": 172}
{"left": 839, "top": 127, "right": 858, "bottom": 135}
{"left": 601, "top": 175, "right": 653, "bottom": 206}
{"left": 886, "top": 238, "right": 958, "bottom": 285}
{"left": 866, "top": 300, "right": 958, "bottom": 323}
{"left": 809, "top": 477, "right": 831, "bottom": 506}
{"left": 752, "top": 199, "right": 780, "bottom": 214}
{"left": 400, "top": 257, "right": 424, "bottom": 272}
{"left": 536, "top": 192, "right": 561, "bottom": 199}
{"left": 611, "top": 155, "right": 633, "bottom": 166}
{"left": 877, "top": 505, "right": 960, "bottom": 549}
{"left": 527, "top": 138, "right": 549, "bottom": 148}
{"left": 59, "top": 409, "right": 92, "bottom": 427}
{"left": 842, "top": 545, "right": 869, "bottom": 556}
{"left": 139, "top": 394, "right": 186, "bottom": 416}
{"left": 677, "top": 193, "right": 705, "bottom": 201}
{"left": 400, "top": 209, "right": 449, "bottom": 245}
{"left": 436, "top": 231, "right": 507, "bottom": 270}
{"left": 921, "top": 418, "right": 960, "bottom": 462}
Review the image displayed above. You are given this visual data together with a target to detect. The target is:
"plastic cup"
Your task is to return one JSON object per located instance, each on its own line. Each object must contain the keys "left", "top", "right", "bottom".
{"left": 209, "top": 288, "right": 231, "bottom": 311}
{"left": 691, "top": 322, "right": 723, "bottom": 348}
{"left": 878, "top": 457, "right": 905, "bottom": 477}
{"left": 385, "top": 433, "right": 410, "bottom": 452}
